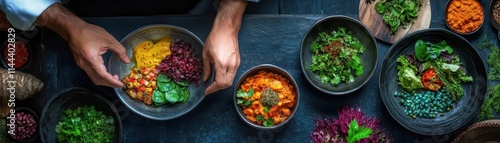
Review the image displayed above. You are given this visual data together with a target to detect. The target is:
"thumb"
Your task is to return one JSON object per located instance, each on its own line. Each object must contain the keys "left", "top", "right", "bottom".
{"left": 202, "top": 48, "right": 212, "bottom": 81}
{"left": 204, "top": 81, "right": 220, "bottom": 95}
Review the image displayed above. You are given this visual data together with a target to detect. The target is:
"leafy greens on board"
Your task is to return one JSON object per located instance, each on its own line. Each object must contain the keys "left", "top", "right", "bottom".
{"left": 374, "top": 0, "right": 423, "bottom": 34}
{"left": 310, "top": 27, "right": 366, "bottom": 86}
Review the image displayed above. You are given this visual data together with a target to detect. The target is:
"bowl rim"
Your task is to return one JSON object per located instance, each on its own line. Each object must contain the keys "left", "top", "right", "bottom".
{"left": 233, "top": 64, "right": 300, "bottom": 130}
{"left": 109, "top": 24, "right": 211, "bottom": 121}
{"left": 444, "top": 0, "right": 484, "bottom": 35}
{"left": 39, "top": 87, "right": 123, "bottom": 143}
{"left": 0, "top": 36, "right": 32, "bottom": 71}
{"left": 9, "top": 107, "right": 39, "bottom": 142}
{"left": 300, "top": 15, "right": 378, "bottom": 95}
{"left": 378, "top": 28, "right": 486, "bottom": 136}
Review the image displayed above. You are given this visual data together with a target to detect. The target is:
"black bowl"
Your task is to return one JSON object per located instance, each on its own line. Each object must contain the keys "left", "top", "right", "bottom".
{"left": 490, "top": 0, "right": 500, "bottom": 40}
{"left": 379, "top": 28, "right": 487, "bottom": 136}
{"left": 39, "top": 87, "right": 123, "bottom": 143}
{"left": 300, "top": 15, "right": 378, "bottom": 95}
{"left": 0, "top": 37, "right": 32, "bottom": 71}
{"left": 234, "top": 64, "right": 300, "bottom": 130}
{"left": 9, "top": 107, "right": 39, "bottom": 143}
{"left": 445, "top": 0, "right": 484, "bottom": 35}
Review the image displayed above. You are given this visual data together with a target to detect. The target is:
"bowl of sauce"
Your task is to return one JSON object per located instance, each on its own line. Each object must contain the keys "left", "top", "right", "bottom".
{"left": 1, "top": 37, "right": 31, "bottom": 70}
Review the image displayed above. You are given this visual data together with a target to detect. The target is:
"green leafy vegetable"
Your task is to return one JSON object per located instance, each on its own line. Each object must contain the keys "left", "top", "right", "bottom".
{"left": 264, "top": 106, "right": 270, "bottom": 113}
{"left": 478, "top": 83, "right": 500, "bottom": 121}
{"left": 165, "top": 89, "right": 180, "bottom": 103}
{"left": 175, "top": 80, "right": 189, "bottom": 87}
{"left": 435, "top": 58, "right": 473, "bottom": 101}
{"left": 346, "top": 119, "right": 373, "bottom": 143}
{"left": 237, "top": 89, "right": 254, "bottom": 99}
{"left": 478, "top": 35, "right": 500, "bottom": 81}
{"left": 414, "top": 40, "right": 453, "bottom": 62}
{"left": 310, "top": 27, "right": 366, "bottom": 86}
{"left": 375, "top": 0, "right": 423, "bottom": 34}
{"left": 55, "top": 105, "right": 114, "bottom": 143}
{"left": 263, "top": 118, "right": 274, "bottom": 127}
{"left": 397, "top": 55, "right": 424, "bottom": 91}
{"left": 157, "top": 74, "right": 170, "bottom": 83}
{"left": 256, "top": 115, "right": 264, "bottom": 122}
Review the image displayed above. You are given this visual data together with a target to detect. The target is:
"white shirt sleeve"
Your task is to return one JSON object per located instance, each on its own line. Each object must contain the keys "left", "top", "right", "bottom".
{"left": 0, "top": 0, "right": 61, "bottom": 31}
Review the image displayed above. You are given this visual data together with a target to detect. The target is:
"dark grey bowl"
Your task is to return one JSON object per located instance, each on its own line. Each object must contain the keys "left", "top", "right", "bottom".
{"left": 10, "top": 107, "right": 39, "bottom": 143}
{"left": 1, "top": 37, "right": 32, "bottom": 71}
{"left": 233, "top": 64, "right": 300, "bottom": 130}
{"left": 107, "top": 24, "right": 214, "bottom": 120}
{"left": 39, "top": 87, "right": 123, "bottom": 143}
{"left": 379, "top": 28, "right": 487, "bottom": 136}
{"left": 445, "top": 0, "right": 484, "bottom": 35}
{"left": 490, "top": 0, "right": 500, "bottom": 40}
{"left": 300, "top": 15, "right": 378, "bottom": 95}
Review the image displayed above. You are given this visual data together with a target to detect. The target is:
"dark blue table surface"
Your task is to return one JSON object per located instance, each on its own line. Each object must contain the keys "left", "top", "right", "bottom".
{"left": 16, "top": 0, "right": 499, "bottom": 143}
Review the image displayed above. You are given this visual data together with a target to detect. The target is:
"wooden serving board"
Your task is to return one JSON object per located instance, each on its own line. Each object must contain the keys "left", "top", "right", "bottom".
{"left": 359, "top": 0, "right": 431, "bottom": 44}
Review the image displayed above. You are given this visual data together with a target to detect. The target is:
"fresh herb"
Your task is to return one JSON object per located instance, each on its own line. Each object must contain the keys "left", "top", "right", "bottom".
{"left": 256, "top": 115, "right": 264, "bottom": 122}
{"left": 310, "top": 27, "right": 366, "bottom": 86}
{"left": 260, "top": 87, "right": 279, "bottom": 107}
{"left": 244, "top": 100, "right": 253, "bottom": 107}
{"left": 375, "top": 0, "right": 423, "bottom": 34}
{"left": 397, "top": 55, "right": 424, "bottom": 91}
{"left": 311, "top": 106, "right": 392, "bottom": 143}
{"left": 478, "top": 35, "right": 500, "bottom": 81}
{"left": 263, "top": 118, "right": 274, "bottom": 127}
{"left": 346, "top": 119, "right": 373, "bottom": 143}
{"left": 155, "top": 73, "right": 190, "bottom": 105}
{"left": 435, "top": 58, "right": 473, "bottom": 101}
{"left": 264, "top": 106, "right": 271, "bottom": 113}
{"left": 478, "top": 84, "right": 500, "bottom": 121}
{"left": 414, "top": 40, "right": 453, "bottom": 62}
{"left": 55, "top": 105, "right": 114, "bottom": 143}
{"left": 237, "top": 89, "right": 254, "bottom": 105}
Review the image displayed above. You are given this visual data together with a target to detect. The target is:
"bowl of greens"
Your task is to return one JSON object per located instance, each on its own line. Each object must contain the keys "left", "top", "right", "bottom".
{"left": 379, "top": 28, "right": 487, "bottom": 136}
{"left": 300, "top": 15, "right": 378, "bottom": 95}
{"left": 39, "top": 87, "right": 122, "bottom": 143}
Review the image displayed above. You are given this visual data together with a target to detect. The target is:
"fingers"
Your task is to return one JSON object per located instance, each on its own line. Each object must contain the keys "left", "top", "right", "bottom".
{"left": 108, "top": 41, "right": 130, "bottom": 64}
{"left": 91, "top": 63, "right": 124, "bottom": 88}
{"left": 205, "top": 62, "right": 229, "bottom": 95}
{"left": 202, "top": 47, "right": 212, "bottom": 82}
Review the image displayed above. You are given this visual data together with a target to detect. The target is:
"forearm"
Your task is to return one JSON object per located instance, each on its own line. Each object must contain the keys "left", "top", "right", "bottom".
{"left": 213, "top": 0, "right": 248, "bottom": 33}
{"left": 35, "top": 3, "right": 86, "bottom": 41}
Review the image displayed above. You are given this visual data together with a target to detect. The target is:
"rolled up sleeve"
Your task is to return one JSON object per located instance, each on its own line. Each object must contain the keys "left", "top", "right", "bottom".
{"left": 0, "top": 0, "right": 60, "bottom": 31}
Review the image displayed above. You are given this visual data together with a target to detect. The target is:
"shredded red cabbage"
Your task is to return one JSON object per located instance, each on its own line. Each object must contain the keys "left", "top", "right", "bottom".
{"left": 311, "top": 106, "right": 392, "bottom": 143}
{"left": 157, "top": 39, "right": 202, "bottom": 84}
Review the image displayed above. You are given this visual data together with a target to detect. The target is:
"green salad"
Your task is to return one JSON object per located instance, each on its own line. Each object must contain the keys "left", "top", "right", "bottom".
{"left": 395, "top": 39, "right": 473, "bottom": 118}
{"left": 374, "top": 0, "right": 423, "bottom": 34}
{"left": 310, "top": 27, "right": 366, "bottom": 86}
{"left": 55, "top": 105, "right": 115, "bottom": 143}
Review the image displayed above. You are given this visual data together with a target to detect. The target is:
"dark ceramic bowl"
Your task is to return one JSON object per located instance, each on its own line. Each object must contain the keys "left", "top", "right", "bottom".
{"left": 300, "top": 15, "right": 378, "bottom": 95}
{"left": 379, "top": 28, "right": 487, "bottom": 136}
{"left": 234, "top": 64, "right": 300, "bottom": 130}
{"left": 0, "top": 37, "right": 32, "bottom": 71}
{"left": 107, "top": 24, "right": 214, "bottom": 120}
{"left": 9, "top": 107, "right": 39, "bottom": 143}
{"left": 490, "top": 0, "right": 500, "bottom": 40}
{"left": 445, "top": 0, "right": 484, "bottom": 35}
{"left": 39, "top": 87, "right": 123, "bottom": 143}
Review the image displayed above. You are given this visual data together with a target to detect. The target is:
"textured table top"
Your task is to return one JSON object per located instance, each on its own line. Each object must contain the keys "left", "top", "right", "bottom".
{"left": 4, "top": 1, "right": 494, "bottom": 142}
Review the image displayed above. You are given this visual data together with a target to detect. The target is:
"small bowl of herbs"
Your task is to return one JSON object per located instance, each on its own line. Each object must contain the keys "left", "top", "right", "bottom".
{"left": 300, "top": 15, "right": 378, "bottom": 95}
{"left": 39, "top": 87, "right": 122, "bottom": 143}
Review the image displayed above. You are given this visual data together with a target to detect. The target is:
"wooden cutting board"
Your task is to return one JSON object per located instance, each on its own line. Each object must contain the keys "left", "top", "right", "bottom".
{"left": 359, "top": 0, "right": 431, "bottom": 44}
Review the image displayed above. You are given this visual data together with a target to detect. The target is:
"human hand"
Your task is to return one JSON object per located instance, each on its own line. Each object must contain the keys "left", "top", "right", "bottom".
{"left": 203, "top": 28, "right": 241, "bottom": 95}
{"left": 67, "top": 23, "right": 130, "bottom": 87}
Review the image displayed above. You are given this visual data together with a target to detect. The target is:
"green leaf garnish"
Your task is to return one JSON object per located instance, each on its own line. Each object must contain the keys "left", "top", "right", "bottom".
{"left": 346, "top": 119, "right": 373, "bottom": 143}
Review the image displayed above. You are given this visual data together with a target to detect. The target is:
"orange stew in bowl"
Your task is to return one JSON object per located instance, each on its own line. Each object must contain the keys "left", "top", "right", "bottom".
{"left": 3, "top": 40, "right": 29, "bottom": 68}
{"left": 237, "top": 70, "right": 296, "bottom": 127}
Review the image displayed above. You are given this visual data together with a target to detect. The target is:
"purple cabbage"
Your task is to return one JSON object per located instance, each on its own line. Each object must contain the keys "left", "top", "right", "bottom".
{"left": 311, "top": 106, "right": 393, "bottom": 143}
